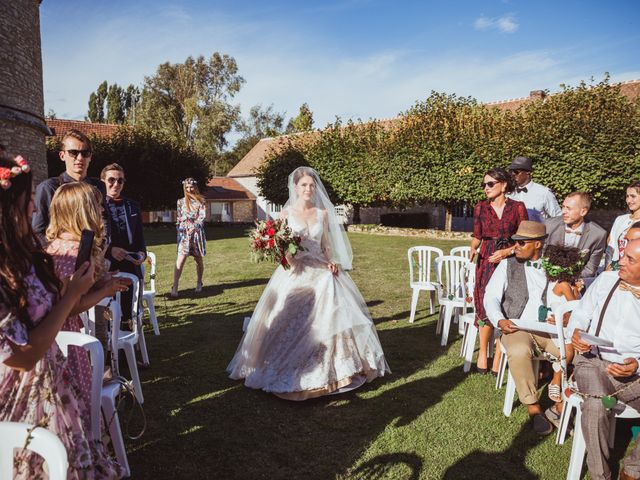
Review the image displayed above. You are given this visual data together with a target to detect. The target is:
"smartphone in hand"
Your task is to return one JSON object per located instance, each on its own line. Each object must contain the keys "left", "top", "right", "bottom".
{"left": 75, "top": 229, "right": 95, "bottom": 270}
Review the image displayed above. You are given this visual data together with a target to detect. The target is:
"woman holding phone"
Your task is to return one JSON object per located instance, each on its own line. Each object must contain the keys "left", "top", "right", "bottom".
{"left": 45, "top": 182, "right": 130, "bottom": 410}
{"left": 0, "top": 152, "right": 124, "bottom": 478}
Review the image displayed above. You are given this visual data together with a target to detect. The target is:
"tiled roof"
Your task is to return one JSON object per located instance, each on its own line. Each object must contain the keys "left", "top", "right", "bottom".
{"left": 46, "top": 119, "right": 126, "bottom": 139}
{"left": 204, "top": 177, "right": 256, "bottom": 201}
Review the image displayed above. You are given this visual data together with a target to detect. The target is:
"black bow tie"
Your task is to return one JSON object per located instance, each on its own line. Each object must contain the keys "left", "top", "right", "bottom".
{"left": 516, "top": 187, "right": 528, "bottom": 193}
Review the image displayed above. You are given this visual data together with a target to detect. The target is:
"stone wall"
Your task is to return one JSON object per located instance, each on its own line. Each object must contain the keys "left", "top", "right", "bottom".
{"left": 232, "top": 201, "right": 256, "bottom": 222}
{"left": 0, "top": 0, "right": 47, "bottom": 182}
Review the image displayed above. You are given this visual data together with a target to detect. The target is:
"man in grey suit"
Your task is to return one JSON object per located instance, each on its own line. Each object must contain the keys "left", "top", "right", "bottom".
{"left": 544, "top": 191, "right": 606, "bottom": 278}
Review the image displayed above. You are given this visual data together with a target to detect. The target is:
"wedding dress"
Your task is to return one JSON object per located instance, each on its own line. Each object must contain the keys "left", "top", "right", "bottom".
{"left": 227, "top": 168, "right": 390, "bottom": 400}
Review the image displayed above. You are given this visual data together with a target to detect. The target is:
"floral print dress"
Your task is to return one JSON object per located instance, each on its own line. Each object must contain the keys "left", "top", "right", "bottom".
{"left": 0, "top": 268, "right": 123, "bottom": 479}
{"left": 176, "top": 197, "right": 206, "bottom": 257}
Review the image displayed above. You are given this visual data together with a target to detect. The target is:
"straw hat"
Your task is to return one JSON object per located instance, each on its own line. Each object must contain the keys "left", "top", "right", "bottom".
{"left": 511, "top": 221, "right": 547, "bottom": 240}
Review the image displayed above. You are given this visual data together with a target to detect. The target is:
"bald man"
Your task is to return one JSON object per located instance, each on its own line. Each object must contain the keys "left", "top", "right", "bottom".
{"left": 569, "top": 239, "right": 640, "bottom": 480}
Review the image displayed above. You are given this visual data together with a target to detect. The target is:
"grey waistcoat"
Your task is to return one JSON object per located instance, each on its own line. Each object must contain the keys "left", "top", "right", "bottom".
{"left": 501, "top": 257, "right": 548, "bottom": 320}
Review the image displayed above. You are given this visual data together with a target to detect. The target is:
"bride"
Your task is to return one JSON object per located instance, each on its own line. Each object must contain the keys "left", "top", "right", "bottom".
{"left": 227, "top": 167, "right": 390, "bottom": 400}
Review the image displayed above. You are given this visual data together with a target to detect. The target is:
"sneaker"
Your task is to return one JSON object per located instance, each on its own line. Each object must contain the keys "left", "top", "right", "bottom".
{"left": 545, "top": 406, "right": 562, "bottom": 429}
{"left": 532, "top": 413, "right": 554, "bottom": 435}
{"left": 195, "top": 283, "right": 203, "bottom": 293}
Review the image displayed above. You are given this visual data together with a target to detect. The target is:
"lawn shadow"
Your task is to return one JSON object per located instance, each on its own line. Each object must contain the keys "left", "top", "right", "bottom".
{"left": 348, "top": 452, "right": 422, "bottom": 480}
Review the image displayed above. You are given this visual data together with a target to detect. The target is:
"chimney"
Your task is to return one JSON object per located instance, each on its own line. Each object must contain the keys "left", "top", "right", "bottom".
{"left": 529, "top": 90, "right": 546, "bottom": 100}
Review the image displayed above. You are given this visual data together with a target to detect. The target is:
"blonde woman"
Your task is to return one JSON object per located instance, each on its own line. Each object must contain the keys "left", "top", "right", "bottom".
{"left": 171, "top": 178, "right": 206, "bottom": 297}
{"left": 45, "top": 182, "right": 129, "bottom": 410}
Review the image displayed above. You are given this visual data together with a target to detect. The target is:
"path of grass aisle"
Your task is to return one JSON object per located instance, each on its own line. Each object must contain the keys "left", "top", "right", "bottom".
{"left": 127, "top": 226, "right": 631, "bottom": 479}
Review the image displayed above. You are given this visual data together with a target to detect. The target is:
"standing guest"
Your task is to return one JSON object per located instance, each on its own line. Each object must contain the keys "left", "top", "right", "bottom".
{"left": 31, "top": 129, "right": 105, "bottom": 244}
{"left": 470, "top": 167, "right": 528, "bottom": 374}
{"left": 545, "top": 192, "right": 607, "bottom": 278}
{"left": 606, "top": 180, "right": 640, "bottom": 270}
{"left": 507, "top": 156, "right": 561, "bottom": 222}
{"left": 101, "top": 163, "right": 147, "bottom": 326}
{"left": 0, "top": 152, "right": 123, "bottom": 478}
{"left": 170, "top": 178, "right": 206, "bottom": 298}
{"left": 569, "top": 239, "right": 640, "bottom": 480}
{"left": 45, "top": 182, "right": 130, "bottom": 408}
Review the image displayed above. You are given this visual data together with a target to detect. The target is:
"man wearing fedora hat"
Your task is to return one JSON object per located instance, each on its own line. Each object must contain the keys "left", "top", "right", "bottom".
{"left": 507, "top": 156, "right": 561, "bottom": 223}
{"left": 484, "top": 221, "right": 569, "bottom": 435}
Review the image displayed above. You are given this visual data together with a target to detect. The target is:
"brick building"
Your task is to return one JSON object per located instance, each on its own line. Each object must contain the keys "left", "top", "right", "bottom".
{"left": 0, "top": 0, "right": 49, "bottom": 182}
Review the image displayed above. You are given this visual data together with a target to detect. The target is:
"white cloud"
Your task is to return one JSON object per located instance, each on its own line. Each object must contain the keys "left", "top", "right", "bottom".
{"left": 474, "top": 13, "right": 519, "bottom": 33}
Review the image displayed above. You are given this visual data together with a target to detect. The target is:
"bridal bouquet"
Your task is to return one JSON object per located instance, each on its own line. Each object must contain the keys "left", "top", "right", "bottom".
{"left": 249, "top": 219, "right": 304, "bottom": 270}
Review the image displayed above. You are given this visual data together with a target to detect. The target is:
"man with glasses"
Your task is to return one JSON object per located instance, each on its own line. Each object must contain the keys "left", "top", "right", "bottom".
{"left": 101, "top": 163, "right": 147, "bottom": 333}
{"left": 507, "top": 156, "right": 561, "bottom": 223}
{"left": 484, "top": 221, "right": 568, "bottom": 435}
{"left": 32, "top": 129, "right": 105, "bottom": 244}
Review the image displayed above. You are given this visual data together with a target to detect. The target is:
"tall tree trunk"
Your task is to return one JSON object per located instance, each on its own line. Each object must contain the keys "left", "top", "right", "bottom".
{"left": 352, "top": 204, "right": 361, "bottom": 224}
{"left": 444, "top": 204, "right": 453, "bottom": 232}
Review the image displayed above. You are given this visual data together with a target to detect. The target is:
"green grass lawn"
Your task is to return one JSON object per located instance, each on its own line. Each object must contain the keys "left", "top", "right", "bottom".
{"left": 126, "top": 226, "right": 634, "bottom": 479}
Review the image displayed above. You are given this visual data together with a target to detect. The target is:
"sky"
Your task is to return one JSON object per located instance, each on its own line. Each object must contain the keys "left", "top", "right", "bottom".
{"left": 40, "top": 0, "right": 640, "bottom": 142}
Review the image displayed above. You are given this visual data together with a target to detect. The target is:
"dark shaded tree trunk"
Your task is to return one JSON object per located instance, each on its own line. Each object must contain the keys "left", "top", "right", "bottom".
{"left": 444, "top": 204, "right": 453, "bottom": 232}
{"left": 352, "top": 204, "right": 361, "bottom": 224}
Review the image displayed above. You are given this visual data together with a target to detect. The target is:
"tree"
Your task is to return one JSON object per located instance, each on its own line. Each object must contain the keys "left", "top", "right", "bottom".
{"left": 87, "top": 81, "right": 108, "bottom": 122}
{"left": 232, "top": 104, "right": 286, "bottom": 163}
{"left": 123, "top": 85, "right": 141, "bottom": 125}
{"left": 286, "top": 103, "right": 314, "bottom": 133}
{"left": 106, "top": 84, "right": 125, "bottom": 124}
{"left": 136, "top": 53, "right": 245, "bottom": 175}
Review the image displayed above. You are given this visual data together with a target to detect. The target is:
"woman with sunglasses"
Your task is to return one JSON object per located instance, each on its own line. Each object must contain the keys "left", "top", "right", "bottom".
{"left": 470, "top": 167, "right": 528, "bottom": 374}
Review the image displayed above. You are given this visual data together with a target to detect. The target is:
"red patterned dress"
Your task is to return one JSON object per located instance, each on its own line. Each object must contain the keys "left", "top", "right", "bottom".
{"left": 472, "top": 198, "right": 528, "bottom": 326}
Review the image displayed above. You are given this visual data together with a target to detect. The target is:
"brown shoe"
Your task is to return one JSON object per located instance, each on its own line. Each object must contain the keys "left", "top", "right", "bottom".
{"left": 620, "top": 469, "right": 638, "bottom": 480}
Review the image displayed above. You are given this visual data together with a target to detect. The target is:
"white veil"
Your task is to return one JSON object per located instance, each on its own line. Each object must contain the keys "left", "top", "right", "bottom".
{"left": 284, "top": 167, "right": 353, "bottom": 270}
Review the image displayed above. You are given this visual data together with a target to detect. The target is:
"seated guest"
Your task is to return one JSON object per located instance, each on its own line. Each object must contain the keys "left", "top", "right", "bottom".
{"left": 545, "top": 192, "right": 606, "bottom": 278}
{"left": 0, "top": 152, "right": 123, "bottom": 478}
{"left": 606, "top": 180, "right": 640, "bottom": 270}
{"left": 101, "top": 163, "right": 147, "bottom": 326}
{"left": 484, "top": 221, "right": 571, "bottom": 435}
{"left": 569, "top": 239, "right": 640, "bottom": 480}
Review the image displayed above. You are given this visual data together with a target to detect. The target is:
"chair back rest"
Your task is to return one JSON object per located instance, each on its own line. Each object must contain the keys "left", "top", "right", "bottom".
{"left": 55, "top": 331, "right": 104, "bottom": 441}
{"left": 450, "top": 246, "right": 471, "bottom": 261}
{"left": 142, "top": 252, "right": 156, "bottom": 293}
{"left": 435, "top": 256, "right": 469, "bottom": 300}
{"left": 408, "top": 246, "right": 444, "bottom": 285}
{"left": 0, "top": 422, "right": 68, "bottom": 480}
{"left": 551, "top": 300, "right": 580, "bottom": 380}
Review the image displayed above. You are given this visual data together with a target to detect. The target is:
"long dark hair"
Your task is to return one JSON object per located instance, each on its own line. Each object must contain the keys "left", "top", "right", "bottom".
{"left": 0, "top": 153, "right": 61, "bottom": 327}
{"left": 485, "top": 167, "right": 515, "bottom": 194}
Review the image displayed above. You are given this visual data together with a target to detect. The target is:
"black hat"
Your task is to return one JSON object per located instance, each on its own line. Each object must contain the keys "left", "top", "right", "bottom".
{"left": 509, "top": 156, "right": 533, "bottom": 171}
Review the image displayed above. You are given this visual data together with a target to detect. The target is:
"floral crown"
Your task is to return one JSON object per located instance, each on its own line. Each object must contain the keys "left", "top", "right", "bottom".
{"left": 540, "top": 253, "right": 586, "bottom": 279}
{"left": 182, "top": 178, "right": 197, "bottom": 186}
{"left": 0, "top": 155, "right": 31, "bottom": 190}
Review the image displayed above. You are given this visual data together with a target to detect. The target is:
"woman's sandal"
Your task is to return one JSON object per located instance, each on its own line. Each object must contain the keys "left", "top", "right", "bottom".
{"left": 548, "top": 383, "right": 562, "bottom": 403}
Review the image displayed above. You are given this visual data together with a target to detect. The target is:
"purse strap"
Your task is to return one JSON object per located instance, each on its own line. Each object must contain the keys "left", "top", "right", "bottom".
{"left": 595, "top": 278, "right": 621, "bottom": 336}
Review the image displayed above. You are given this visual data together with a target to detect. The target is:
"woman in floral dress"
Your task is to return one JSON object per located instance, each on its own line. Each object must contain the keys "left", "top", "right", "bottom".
{"left": 0, "top": 153, "right": 123, "bottom": 479}
{"left": 170, "top": 178, "right": 206, "bottom": 297}
{"left": 470, "top": 167, "right": 528, "bottom": 374}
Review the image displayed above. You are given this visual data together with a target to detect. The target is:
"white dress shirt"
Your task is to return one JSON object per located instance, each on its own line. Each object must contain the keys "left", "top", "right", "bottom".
{"left": 568, "top": 271, "right": 640, "bottom": 369}
{"left": 564, "top": 222, "right": 585, "bottom": 248}
{"left": 606, "top": 214, "right": 633, "bottom": 266}
{"left": 507, "top": 181, "right": 561, "bottom": 222}
{"left": 484, "top": 258, "right": 548, "bottom": 327}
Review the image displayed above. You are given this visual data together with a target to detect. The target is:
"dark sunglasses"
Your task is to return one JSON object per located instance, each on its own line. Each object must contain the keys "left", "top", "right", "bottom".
{"left": 64, "top": 149, "right": 92, "bottom": 158}
{"left": 106, "top": 177, "right": 125, "bottom": 185}
{"left": 510, "top": 169, "right": 527, "bottom": 175}
{"left": 515, "top": 239, "right": 535, "bottom": 246}
{"left": 480, "top": 181, "right": 499, "bottom": 189}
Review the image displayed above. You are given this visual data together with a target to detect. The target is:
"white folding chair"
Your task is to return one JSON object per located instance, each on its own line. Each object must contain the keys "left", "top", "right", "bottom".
{"left": 116, "top": 272, "right": 150, "bottom": 367}
{"left": 55, "top": 331, "right": 104, "bottom": 441}
{"left": 435, "top": 256, "right": 469, "bottom": 346}
{"left": 502, "top": 300, "right": 578, "bottom": 417}
{"left": 102, "top": 382, "right": 131, "bottom": 477}
{"left": 141, "top": 252, "right": 160, "bottom": 336}
{"left": 0, "top": 422, "right": 68, "bottom": 480}
{"left": 450, "top": 246, "right": 471, "bottom": 261}
{"left": 408, "top": 246, "right": 444, "bottom": 323}
{"left": 566, "top": 400, "right": 640, "bottom": 480}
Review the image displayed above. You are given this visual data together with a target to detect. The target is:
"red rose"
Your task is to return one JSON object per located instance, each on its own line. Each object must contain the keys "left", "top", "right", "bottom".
{"left": 267, "top": 228, "right": 276, "bottom": 237}
{"left": 0, "top": 168, "right": 11, "bottom": 180}
{"left": 268, "top": 239, "right": 275, "bottom": 248}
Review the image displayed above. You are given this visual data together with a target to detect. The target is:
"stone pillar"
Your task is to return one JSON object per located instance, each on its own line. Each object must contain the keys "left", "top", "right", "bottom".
{"left": 0, "top": 0, "right": 49, "bottom": 182}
